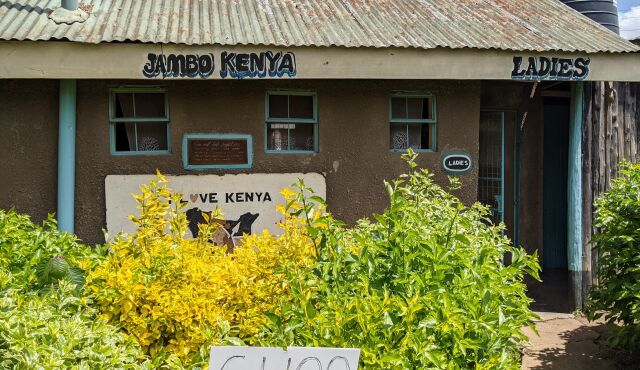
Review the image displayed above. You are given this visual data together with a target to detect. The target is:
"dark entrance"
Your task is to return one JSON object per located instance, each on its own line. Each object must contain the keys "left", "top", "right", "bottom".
{"left": 542, "top": 98, "right": 570, "bottom": 270}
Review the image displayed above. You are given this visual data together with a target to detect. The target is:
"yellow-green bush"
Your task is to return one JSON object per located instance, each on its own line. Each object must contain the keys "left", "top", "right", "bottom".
{"left": 259, "top": 151, "right": 540, "bottom": 369}
{"left": 86, "top": 173, "right": 315, "bottom": 362}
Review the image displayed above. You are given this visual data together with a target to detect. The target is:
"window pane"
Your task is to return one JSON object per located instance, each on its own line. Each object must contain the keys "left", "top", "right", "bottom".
{"left": 114, "top": 93, "right": 135, "bottom": 118}
{"left": 390, "top": 124, "right": 408, "bottom": 150}
{"left": 289, "top": 123, "right": 315, "bottom": 151}
{"left": 407, "top": 98, "right": 424, "bottom": 119}
{"left": 391, "top": 97, "right": 407, "bottom": 119}
{"left": 267, "top": 123, "right": 290, "bottom": 150}
{"left": 289, "top": 95, "right": 314, "bottom": 119}
{"left": 136, "top": 122, "right": 168, "bottom": 151}
{"left": 407, "top": 123, "right": 432, "bottom": 149}
{"left": 114, "top": 122, "right": 135, "bottom": 151}
{"left": 422, "top": 98, "right": 433, "bottom": 119}
{"left": 134, "top": 93, "right": 166, "bottom": 118}
{"left": 268, "top": 95, "right": 288, "bottom": 119}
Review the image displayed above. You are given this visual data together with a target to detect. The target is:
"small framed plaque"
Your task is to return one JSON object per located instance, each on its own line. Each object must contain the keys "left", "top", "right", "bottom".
{"left": 441, "top": 150, "right": 472, "bottom": 175}
{"left": 182, "top": 134, "right": 253, "bottom": 170}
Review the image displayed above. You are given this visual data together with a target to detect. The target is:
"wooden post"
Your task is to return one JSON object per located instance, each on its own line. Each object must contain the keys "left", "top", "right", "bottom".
{"left": 582, "top": 82, "right": 594, "bottom": 290}
{"left": 568, "top": 82, "right": 585, "bottom": 308}
{"left": 582, "top": 82, "right": 640, "bottom": 302}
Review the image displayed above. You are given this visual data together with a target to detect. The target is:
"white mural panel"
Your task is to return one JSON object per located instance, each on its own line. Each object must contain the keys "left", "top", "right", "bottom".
{"left": 105, "top": 173, "right": 326, "bottom": 242}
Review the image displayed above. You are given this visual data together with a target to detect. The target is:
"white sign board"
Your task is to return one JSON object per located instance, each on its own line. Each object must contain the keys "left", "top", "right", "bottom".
{"left": 105, "top": 173, "right": 326, "bottom": 244}
{"left": 209, "top": 346, "right": 360, "bottom": 370}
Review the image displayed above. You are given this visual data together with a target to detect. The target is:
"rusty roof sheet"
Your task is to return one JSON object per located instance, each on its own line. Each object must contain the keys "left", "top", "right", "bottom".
{"left": 0, "top": 0, "right": 637, "bottom": 53}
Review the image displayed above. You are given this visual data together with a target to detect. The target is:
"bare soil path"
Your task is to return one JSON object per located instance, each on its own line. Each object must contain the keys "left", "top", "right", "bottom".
{"left": 521, "top": 312, "right": 616, "bottom": 370}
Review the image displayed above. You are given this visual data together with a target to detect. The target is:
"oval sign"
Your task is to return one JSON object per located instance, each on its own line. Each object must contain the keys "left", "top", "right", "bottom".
{"left": 442, "top": 151, "right": 472, "bottom": 174}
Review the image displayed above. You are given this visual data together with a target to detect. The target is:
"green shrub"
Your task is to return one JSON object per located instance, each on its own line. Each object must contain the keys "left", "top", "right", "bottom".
{"left": 587, "top": 162, "right": 640, "bottom": 348}
{"left": 260, "top": 150, "right": 540, "bottom": 369}
{"left": 0, "top": 273, "right": 146, "bottom": 369}
{"left": 0, "top": 209, "right": 149, "bottom": 369}
{"left": 0, "top": 210, "right": 101, "bottom": 290}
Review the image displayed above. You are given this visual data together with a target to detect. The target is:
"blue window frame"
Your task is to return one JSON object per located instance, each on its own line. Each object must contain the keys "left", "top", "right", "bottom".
{"left": 109, "top": 87, "right": 171, "bottom": 155}
{"left": 389, "top": 93, "right": 437, "bottom": 152}
{"left": 265, "top": 91, "right": 318, "bottom": 153}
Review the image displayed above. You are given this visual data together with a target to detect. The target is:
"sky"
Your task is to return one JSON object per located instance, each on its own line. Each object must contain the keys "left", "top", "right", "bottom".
{"left": 619, "top": 0, "right": 640, "bottom": 39}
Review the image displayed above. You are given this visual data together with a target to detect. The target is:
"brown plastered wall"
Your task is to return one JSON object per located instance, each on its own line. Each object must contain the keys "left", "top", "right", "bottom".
{"left": 480, "top": 81, "right": 544, "bottom": 261}
{"left": 3, "top": 79, "right": 481, "bottom": 244}
{"left": 0, "top": 80, "right": 58, "bottom": 223}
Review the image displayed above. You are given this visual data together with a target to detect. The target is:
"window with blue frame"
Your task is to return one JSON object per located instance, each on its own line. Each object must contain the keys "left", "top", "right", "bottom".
{"left": 109, "top": 88, "right": 170, "bottom": 155}
{"left": 389, "top": 94, "right": 437, "bottom": 151}
{"left": 265, "top": 91, "right": 317, "bottom": 153}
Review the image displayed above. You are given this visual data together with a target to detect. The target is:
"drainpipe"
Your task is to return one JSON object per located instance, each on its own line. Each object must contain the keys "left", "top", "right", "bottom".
{"left": 61, "top": 0, "right": 78, "bottom": 10}
{"left": 57, "top": 80, "right": 77, "bottom": 233}
{"left": 568, "top": 82, "right": 584, "bottom": 308}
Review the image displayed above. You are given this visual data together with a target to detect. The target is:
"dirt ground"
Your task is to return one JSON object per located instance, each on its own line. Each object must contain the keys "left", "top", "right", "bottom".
{"left": 521, "top": 312, "right": 640, "bottom": 370}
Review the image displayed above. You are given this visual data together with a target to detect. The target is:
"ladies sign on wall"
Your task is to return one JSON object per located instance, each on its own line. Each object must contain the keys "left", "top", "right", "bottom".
{"left": 105, "top": 173, "right": 326, "bottom": 245}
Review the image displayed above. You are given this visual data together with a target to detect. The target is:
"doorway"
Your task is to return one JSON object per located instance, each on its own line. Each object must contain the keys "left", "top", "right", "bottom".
{"left": 542, "top": 98, "right": 570, "bottom": 270}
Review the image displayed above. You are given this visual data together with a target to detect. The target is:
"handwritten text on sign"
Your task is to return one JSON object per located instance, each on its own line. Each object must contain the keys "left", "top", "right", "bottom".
{"left": 187, "top": 139, "right": 248, "bottom": 166}
{"left": 209, "top": 347, "right": 360, "bottom": 370}
{"left": 441, "top": 150, "right": 473, "bottom": 175}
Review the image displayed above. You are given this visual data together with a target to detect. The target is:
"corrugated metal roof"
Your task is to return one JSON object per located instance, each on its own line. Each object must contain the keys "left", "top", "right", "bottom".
{"left": 0, "top": 0, "right": 637, "bottom": 53}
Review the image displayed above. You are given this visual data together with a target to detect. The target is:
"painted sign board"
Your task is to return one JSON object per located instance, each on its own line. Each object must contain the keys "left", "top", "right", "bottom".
{"left": 5, "top": 42, "right": 640, "bottom": 82}
{"left": 511, "top": 56, "right": 590, "bottom": 81}
{"left": 441, "top": 150, "right": 473, "bottom": 174}
{"left": 105, "top": 173, "right": 326, "bottom": 245}
{"left": 143, "top": 51, "right": 296, "bottom": 79}
{"left": 182, "top": 134, "right": 253, "bottom": 170}
{"left": 209, "top": 346, "right": 360, "bottom": 370}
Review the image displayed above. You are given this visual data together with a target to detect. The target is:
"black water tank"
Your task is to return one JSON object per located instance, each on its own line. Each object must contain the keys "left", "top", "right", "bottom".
{"left": 560, "top": 0, "right": 619, "bottom": 34}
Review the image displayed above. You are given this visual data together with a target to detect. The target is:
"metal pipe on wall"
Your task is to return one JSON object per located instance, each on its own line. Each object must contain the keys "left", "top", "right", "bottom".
{"left": 57, "top": 79, "right": 77, "bottom": 233}
{"left": 61, "top": 0, "right": 78, "bottom": 10}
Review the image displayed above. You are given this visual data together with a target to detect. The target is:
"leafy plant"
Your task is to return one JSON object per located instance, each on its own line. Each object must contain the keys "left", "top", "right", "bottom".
{"left": 0, "top": 209, "right": 100, "bottom": 291}
{"left": 87, "top": 172, "right": 316, "bottom": 363}
{"left": 259, "top": 149, "right": 540, "bottom": 369}
{"left": 0, "top": 269, "right": 146, "bottom": 369}
{"left": 587, "top": 161, "right": 640, "bottom": 348}
{"left": 37, "top": 255, "right": 85, "bottom": 291}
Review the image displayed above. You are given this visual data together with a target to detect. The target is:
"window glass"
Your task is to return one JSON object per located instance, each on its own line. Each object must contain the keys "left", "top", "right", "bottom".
{"left": 134, "top": 93, "right": 166, "bottom": 118}
{"left": 390, "top": 124, "right": 408, "bottom": 150}
{"left": 289, "top": 123, "right": 315, "bottom": 151}
{"left": 115, "top": 122, "right": 135, "bottom": 151}
{"left": 421, "top": 98, "right": 433, "bottom": 119}
{"left": 390, "top": 123, "right": 433, "bottom": 150}
{"left": 268, "top": 95, "right": 288, "bottom": 119}
{"left": 266, "top": 92, "right": 317, "bottom": 153}
{"left": 407, "top": 98, "right": 424, "bottom": 119}
{"left": 114, "top": 93, "right": 135, "bottom": 118}
{"left": 136, "top": 123, "right": 169, "bottom": 150}
{"left": 110, "top": 90, "right": 170, "bottom": 154}
{"left": 391, "top": 97, "right": 407, "bottom": 119}
{"left": 267, "top": 123, "right": 291, "bottom": 151}
{"left": 407, "top": 123, "right": 430, "bottom": 149}
{"left": 390, "top": 94, "right": 436, "bottom": 151}
{"left": 289, "top": 95, "right": 314, "bottom": 119}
